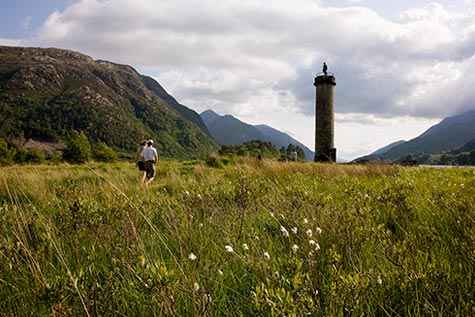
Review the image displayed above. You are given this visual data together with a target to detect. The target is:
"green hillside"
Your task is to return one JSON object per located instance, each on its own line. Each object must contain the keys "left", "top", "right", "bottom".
{"left": 0, "top": 46, "right": 217, "bottom": 158}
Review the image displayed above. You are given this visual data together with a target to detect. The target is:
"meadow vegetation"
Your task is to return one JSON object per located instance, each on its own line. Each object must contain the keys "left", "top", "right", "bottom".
{"left": 0, "top": 160, "right": 474, "bottom": 316}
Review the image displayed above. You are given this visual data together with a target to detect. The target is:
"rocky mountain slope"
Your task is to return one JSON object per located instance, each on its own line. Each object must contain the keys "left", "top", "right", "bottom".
{"left": 141, "top": 75, "right": 212, "bottom": 138}
{"left": 201, "top": 110, "right": 314, "bottom": 160}
{"left": 0, "top": 46, "right": 217, "bottom": 158}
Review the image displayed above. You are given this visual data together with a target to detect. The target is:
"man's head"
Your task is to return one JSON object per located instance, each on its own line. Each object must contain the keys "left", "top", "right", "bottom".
{"left": 147, "top": 140, "right": 154, "bottom": 147}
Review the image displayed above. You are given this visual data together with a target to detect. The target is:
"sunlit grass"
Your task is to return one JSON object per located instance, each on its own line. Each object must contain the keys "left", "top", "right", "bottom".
{"left": 0, "top": 160, "right": 474, "bottom": 315}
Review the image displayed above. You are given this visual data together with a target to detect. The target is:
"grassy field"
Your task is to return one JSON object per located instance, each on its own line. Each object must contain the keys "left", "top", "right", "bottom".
{"left": 0, "top": 160, "right": 474, "bottom": 316}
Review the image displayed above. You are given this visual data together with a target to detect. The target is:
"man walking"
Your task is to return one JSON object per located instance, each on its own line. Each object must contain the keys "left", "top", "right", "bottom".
{"left": 142, "top": 140, "right": 159, "bottom": 186}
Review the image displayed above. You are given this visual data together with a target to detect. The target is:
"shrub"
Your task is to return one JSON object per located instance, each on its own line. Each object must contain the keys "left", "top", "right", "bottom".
{"left": 93, "top": 142, "right": 118, "bottom": 162}
{"left": 63, "top": 132, "right": 92, "bottom": 163}
{"left": 0, "top": 138, "right": 15, "bottom": 165}
{"left": 13, "top": 148, "right": 46, "bottom": 164}
{"left": 24, "top": 149, "right": 46, "bottom": 164}
{"left": 205, "top": 154, "right": 222, "bottom": 168}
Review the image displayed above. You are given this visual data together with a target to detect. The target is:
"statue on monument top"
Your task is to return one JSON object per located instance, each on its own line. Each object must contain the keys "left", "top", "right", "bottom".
{"left": 323, "top": 62, "right": 328, "bottom": 76}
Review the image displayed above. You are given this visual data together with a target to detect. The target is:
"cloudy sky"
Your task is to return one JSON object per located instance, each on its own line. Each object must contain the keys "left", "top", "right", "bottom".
{"left": 2, "top": 0, "right": 475, "bottom": 160}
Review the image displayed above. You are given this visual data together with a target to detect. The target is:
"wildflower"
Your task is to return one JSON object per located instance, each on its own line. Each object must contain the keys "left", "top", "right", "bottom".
{"left": 218, "top": 269, "right": 224, "bottom": 276}
{"left": 225, "top": 245, "right": 234, "bottom": 253}
{"left": 309, "top": 240, "right": 317, "bottom": 246}
{"left": 280, "top": 226, "right": 289, "bottom": 237}
{"left": 306, "top": 229, "right": 313, "bottom": 237}
{"left": 199, "top": 223, "right": 203, "bottom": 228}
{"left": 242, "top": 243, "right": 249, "bottom": 251}
{"left": 377, "top": 276, "right": 383, "bottom": 285}
{"left": 188, "top": 253, "right": 197, "bottom": 261}
{"left": 197, "top": 194, "right": 202, "bottom": 199}
{"left": 314, "top": 289, "right": 319, "bottom": 296}
{"left": 184, "top": 190, "right": 190, "bottom": 196}
{"left": 292, "top": 244, "right": 299, "bottom": 253}
{"left": 255, "top": 235, "right": 260, "bottom": 240}
{"left": 291, "top": 227, "right": 298, "bottom": 234}
{"left": 263, "top": 251, "right": 271, "bottom": 260}
{"left": 194, "top": 282, "right": 200, "bottom": 291}
{"left": 315, "top": 243, "right": 321, "bottom": 251}
{"left": 316, "top": 227, "right": 322, "bottom": 234}
{"left": 303, "top": 218, "right": 309, "bottom": 224}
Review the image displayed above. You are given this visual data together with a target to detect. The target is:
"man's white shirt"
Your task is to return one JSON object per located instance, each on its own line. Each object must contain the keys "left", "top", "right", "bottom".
{"left": 142, "top": 147, "right": 158, "bottom": 161}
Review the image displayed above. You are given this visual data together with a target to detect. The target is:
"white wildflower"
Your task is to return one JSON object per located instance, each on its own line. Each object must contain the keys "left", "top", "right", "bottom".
{"left": 303, "top": 218, "right": 309, "bottom": 224}
{"left": 194, "top": 282, "right": 200, "bottom": 291}
{"left": 291, "top": 227, "right": 298, "bottom": 234}
{"left": 309, "top": 240, "right": 317, "bottom": 246}
{"left": 199, "top": 223, "right": 203, "bottom": 228}
{"left": 225, "top": 245, "right": 234, "bottom": 253}
{"left": 316, "top": 227, "right": 322, "bottom": 234}
{"left": 184, "top": 190, "right": 190, "bottom": 196}
{"left": 188, "top": 253, "right": 197, "bottom": 261}
{"left": 218, "top": 269, "right": 224, "bottom": 276}
{"left": 306, "top": 229, "right": 313, "bottom": 237}
{"left": 315, "top": 243, "right": 321, "bottom": 251}
{"left": 377, "top": 276, "right": 383, "bottom": 285}
{"left": 197, "top": 194, "right": 202, "bottom": 199}
{"left": 292, "top": 244, "right": 299, "bottom": 253}
{"left": 263, "top": 251, "right": 271, "bottom": 260}
{"left": 280, "top": 226, "right": 290, "bottom": 237}
{"left": 242, "top": 243, "right": 249, "bottom": 251}
{"left": 204, "top": 293, "right": 212, "bottom": 303}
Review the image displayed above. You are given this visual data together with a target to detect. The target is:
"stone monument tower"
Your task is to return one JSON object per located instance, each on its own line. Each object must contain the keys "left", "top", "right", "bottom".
{"left": 314, "top": 63, "right": 336, "bottom": 162}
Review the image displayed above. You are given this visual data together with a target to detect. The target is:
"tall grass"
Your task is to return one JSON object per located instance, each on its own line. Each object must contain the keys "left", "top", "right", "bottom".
{"left": 0, "top": 161, "right": 474, "bottom": 316}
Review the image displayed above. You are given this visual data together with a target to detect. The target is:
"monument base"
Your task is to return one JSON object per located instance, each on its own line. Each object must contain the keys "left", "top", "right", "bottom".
{"left": 314, "top": 148, "right": 336, "bottom": 163}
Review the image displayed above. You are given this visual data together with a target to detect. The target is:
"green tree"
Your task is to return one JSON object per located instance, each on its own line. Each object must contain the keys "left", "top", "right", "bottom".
{"left": 63, "top": 132, "right": 92, "bottom": 163}
{"left": 93, "top": 142, "right": 118, "bottom": 162}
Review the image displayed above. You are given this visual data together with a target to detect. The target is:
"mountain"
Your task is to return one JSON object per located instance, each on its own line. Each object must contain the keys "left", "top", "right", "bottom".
{"left": 370, "top": 140, "right": 406, "bottom": 156}
{"left": 355, "top": 110, "right": 475, "bottom": 162}
{"left": 254, "top": 125, "right": 314, "bottom": 160}
{"left": 200, "top": 110, "right": 267, "bottom": 145}
{"left": 382, "top": 110, "right": 475, "bottom": 160}
{"left": 457, "top": 139, "right": 475, "bottom": 152}
{"left": 140, "top": 75, "right": 212, "bottom": 137}
{"left": 200, "top": 110, "right": 314, "bottom": 160}
{"left": 0, "top": 46, "right": 217, "bottom": 158}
